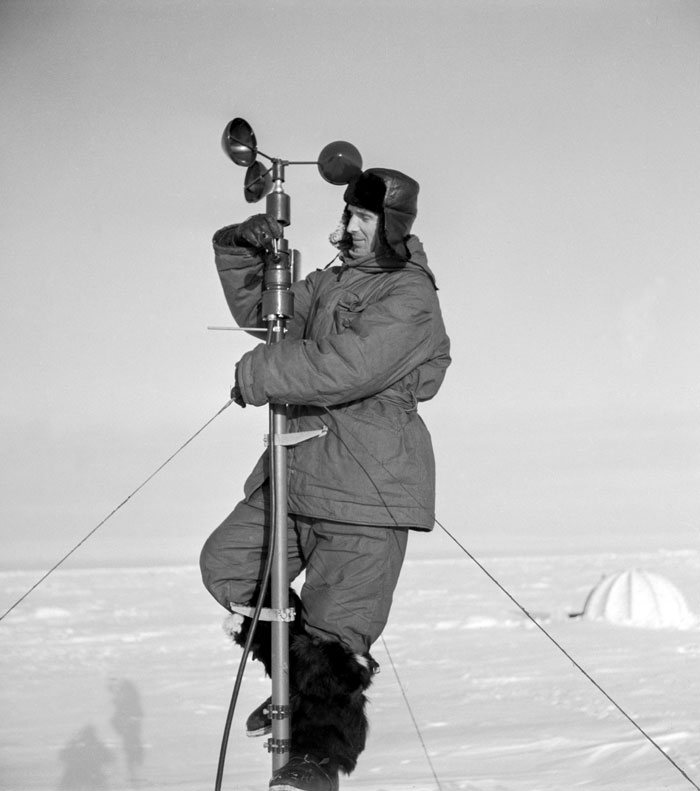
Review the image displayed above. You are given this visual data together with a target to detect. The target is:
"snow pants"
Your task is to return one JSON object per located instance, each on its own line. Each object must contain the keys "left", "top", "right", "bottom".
{"left": 199, "top": 484, "right": 409, "bottom": 655}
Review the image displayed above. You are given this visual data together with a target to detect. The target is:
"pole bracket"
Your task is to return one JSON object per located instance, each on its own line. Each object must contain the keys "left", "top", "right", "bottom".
{"left": 229, "top": 605, "right": 296, "bottom": 622}
{"left": 266, "top": 737, "right": 292, "bottom": 755}
{"left": 265, "top": 425, "right": 328, "bottom": 447}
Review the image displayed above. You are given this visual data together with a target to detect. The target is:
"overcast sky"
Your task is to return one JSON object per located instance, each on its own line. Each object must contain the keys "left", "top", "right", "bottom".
{"left": 1, "top": 0, "right": 699, "bottom": 569}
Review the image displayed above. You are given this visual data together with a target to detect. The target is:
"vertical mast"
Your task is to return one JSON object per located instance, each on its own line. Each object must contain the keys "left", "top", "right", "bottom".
{"left": 263, "top": 159, "right": 293, "bottom": 771}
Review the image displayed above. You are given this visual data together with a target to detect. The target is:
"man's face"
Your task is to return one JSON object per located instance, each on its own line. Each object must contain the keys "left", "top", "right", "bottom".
{"left": 345, "top": 205, "right": 380, "bottom": 258}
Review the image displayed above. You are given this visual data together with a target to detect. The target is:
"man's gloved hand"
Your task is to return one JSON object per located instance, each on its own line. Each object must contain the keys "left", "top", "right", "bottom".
{"left": 233, "top": 214, "right": 282, "bottom": 253}
{"left": 230, "top": 365, "right": 246, "bottom": 408}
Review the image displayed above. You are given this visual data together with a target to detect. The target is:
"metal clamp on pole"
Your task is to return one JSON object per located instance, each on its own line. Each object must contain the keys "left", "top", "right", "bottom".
{"left": 229, "top": 605, "right": 297, "bottom": 622}
{"left": 267, "top": 738, "right": 292, "bottom": 756}
{"left": 264, "top": 426, "right": 328, "bottom": 448}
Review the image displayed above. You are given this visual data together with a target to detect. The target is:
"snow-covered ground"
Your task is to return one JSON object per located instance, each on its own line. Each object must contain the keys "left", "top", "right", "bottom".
{"left": 2, "top": 549, "right": 699, "bottom": 791}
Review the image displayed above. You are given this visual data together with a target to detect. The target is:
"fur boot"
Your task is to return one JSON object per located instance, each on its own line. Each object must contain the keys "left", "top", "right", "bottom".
{"left": 289, "top": 634, "right": 374, "bottom": 776}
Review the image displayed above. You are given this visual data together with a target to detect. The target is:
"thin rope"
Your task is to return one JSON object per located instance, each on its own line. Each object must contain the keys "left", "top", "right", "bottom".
{"left": 0, "top": 399, "right": 234, "bottom": 623}
{"left": 436, "top": 520, "right": 700, "bottom": 791}
{"left": 381, "top": 635, "right": 443, "bottom": 791}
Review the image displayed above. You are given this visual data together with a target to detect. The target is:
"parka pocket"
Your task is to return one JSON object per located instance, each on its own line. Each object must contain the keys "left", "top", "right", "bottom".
{"left": 333, "top": 292, "right": 364, "bottom": 334}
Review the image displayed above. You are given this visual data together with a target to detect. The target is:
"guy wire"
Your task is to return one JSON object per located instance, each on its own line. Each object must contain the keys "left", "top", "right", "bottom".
{"left": 435, "top": 520, "right": 700, "bottom": 791}
{"left": 320, "top": 406, "right": 700, "bottom": 791}
{"left": 381, "top": 634, "right": 443, "bottom": 791}
{"left": 0, "top": 398, "right": 235, "bottom": 623}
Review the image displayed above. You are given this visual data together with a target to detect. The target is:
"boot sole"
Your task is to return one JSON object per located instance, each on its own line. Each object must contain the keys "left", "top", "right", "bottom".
{"left": 270, "top": 785, "right": 337, "bottom": 791}
{"left": 247, "top": 724, "right": 272, "bottom": 737}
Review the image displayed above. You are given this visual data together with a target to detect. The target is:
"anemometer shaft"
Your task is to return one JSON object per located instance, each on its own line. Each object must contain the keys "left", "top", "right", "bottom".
{"left": 267, "top": 159, "right": 291, "bottom": 226}
{"left": 262, "top": 240, "right": 294, "bottom": 320}
{"left": 267, "top": 189, "right": 291, "bottom": 226}
{"left": 262, "top": 159, "right": 294, "bottom": 321}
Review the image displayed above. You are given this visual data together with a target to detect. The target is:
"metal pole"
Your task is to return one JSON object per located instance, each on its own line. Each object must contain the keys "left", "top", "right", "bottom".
{"left": 269, "top": 395, "right": 291, "bottom": 770}
{"left": 263, "top": 162, "right": 294, "bottom": 770}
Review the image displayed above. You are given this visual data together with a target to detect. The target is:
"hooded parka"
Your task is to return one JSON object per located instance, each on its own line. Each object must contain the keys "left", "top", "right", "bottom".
{"left": 214, "top": 176, "right": 450, "bottom": 531}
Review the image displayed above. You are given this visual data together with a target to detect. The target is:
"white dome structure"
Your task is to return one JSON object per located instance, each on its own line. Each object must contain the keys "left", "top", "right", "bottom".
{"left": 581, "top": 568, "right": 696, "bottom": 629}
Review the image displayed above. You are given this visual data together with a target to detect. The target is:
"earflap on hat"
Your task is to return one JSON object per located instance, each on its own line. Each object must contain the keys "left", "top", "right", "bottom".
{"left": 328, "top": 207, "right": 352, "bottom": 253}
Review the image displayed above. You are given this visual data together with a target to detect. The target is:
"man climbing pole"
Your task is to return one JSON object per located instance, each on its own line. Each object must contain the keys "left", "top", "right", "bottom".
{"left": 200, "top": 167, "right": 451, "bottom": 791}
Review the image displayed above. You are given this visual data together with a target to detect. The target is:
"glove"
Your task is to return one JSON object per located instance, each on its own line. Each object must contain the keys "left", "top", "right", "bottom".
{"left": 230, "top": 365, "right": 246, "bottom": 408}
{"left": 233, "top": 214, "right": 282, "bottom": 253}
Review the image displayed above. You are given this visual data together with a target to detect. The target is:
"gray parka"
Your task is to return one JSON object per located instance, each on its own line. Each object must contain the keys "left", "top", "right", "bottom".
{"left": 214, "top": 233, "right": 451, "bottom": 531}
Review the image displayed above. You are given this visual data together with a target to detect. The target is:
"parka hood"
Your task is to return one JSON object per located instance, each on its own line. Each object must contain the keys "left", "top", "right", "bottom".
{"left": 342, "top": 235, "right": 438, "bottom": 290}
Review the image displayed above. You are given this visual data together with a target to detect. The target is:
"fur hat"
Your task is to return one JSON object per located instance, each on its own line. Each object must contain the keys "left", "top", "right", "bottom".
{"left": 343, "top": 170, "right": 387, "bottom": 214}
{"left": 331, "top": 168, "right": 420, "bottom": 259}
